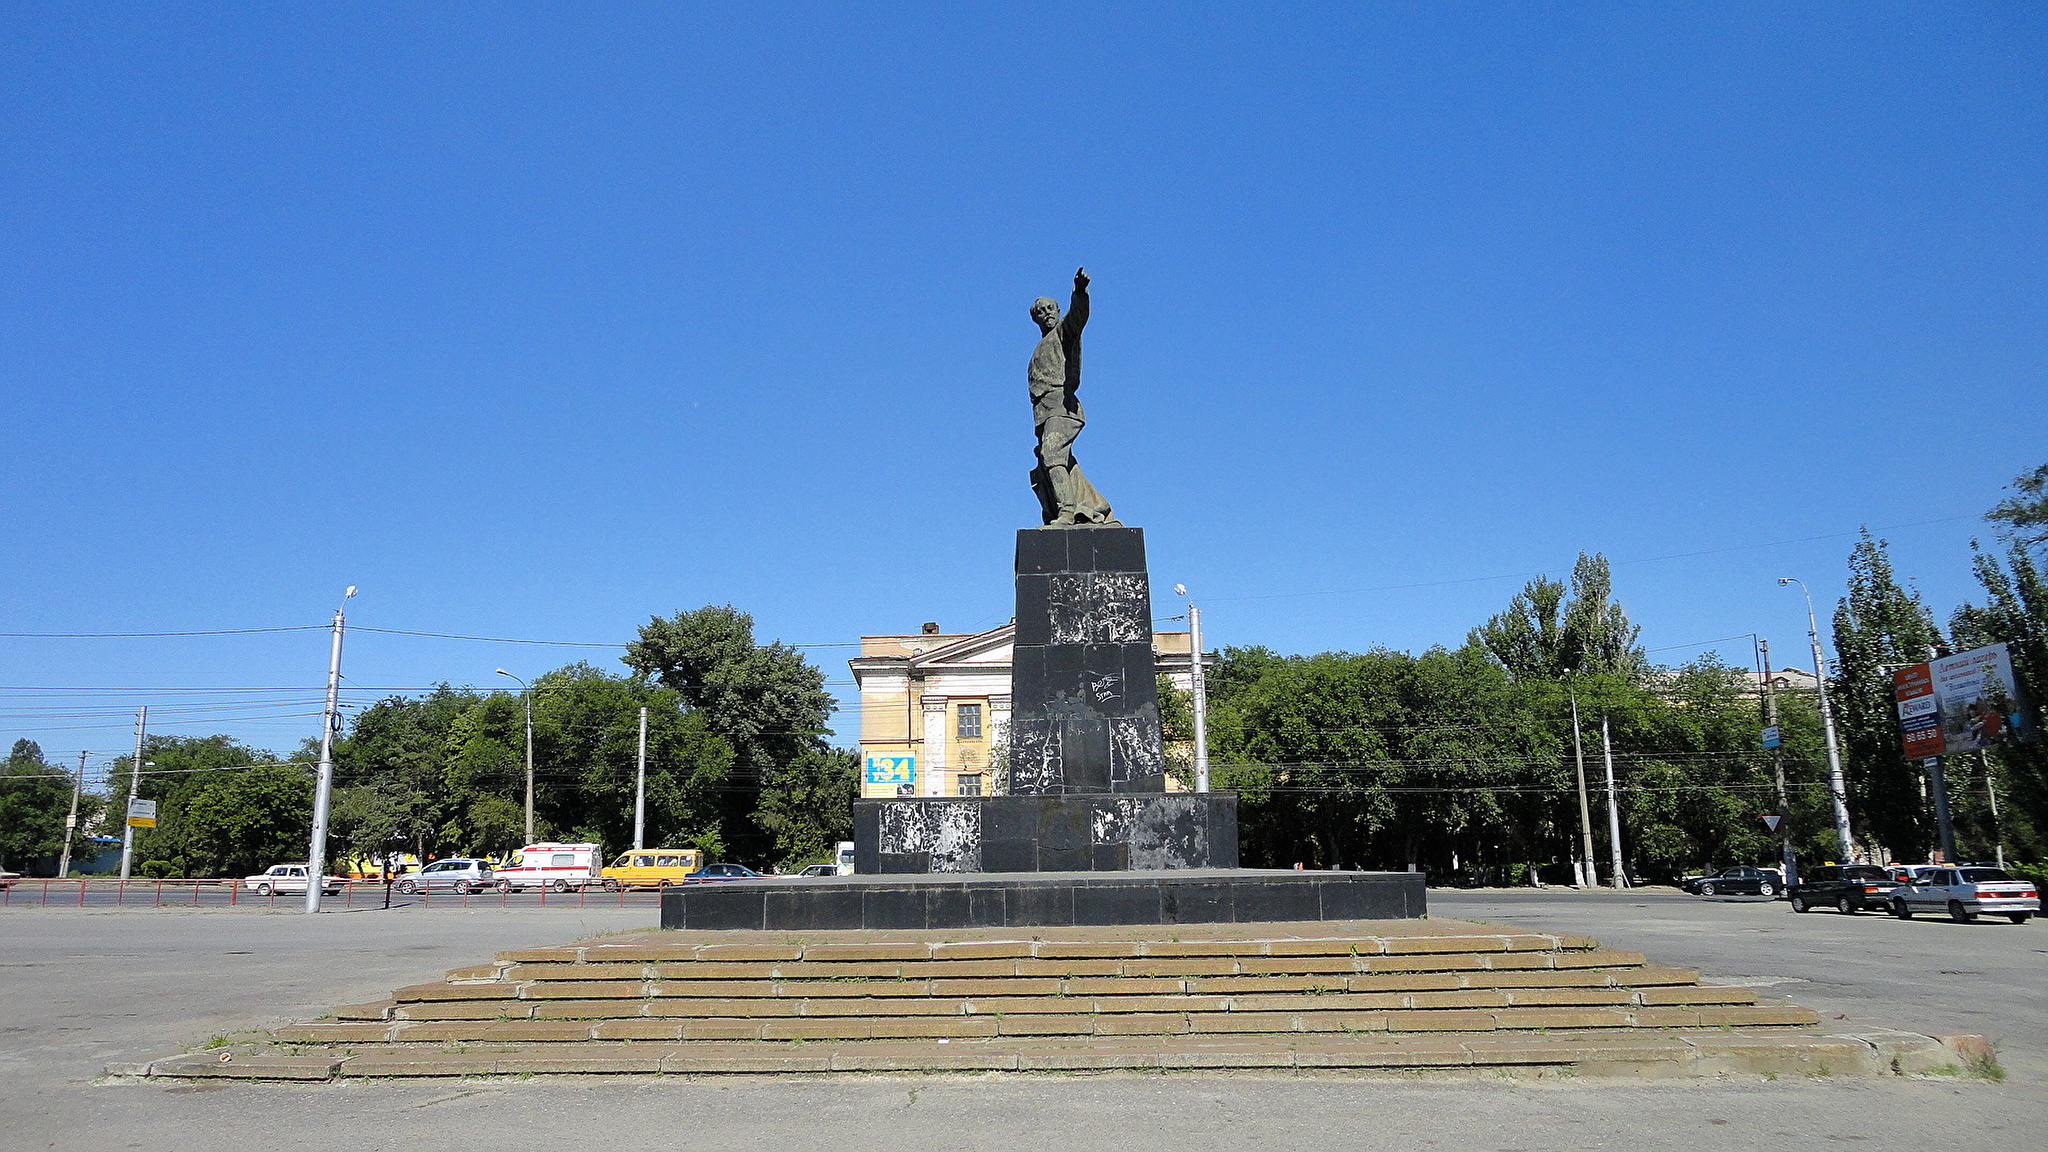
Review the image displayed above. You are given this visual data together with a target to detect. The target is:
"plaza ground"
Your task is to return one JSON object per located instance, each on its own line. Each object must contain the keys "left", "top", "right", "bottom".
{"left": 1, "top": 888, "right": 2039, "bottom": 1151}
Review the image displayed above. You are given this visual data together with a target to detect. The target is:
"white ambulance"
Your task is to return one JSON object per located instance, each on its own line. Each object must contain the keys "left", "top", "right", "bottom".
{"left": 494, "top": 842, "right": 604, "bottom": 892}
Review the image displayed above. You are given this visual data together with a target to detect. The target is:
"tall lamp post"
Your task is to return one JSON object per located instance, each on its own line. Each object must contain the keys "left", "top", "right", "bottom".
{"left": 496, "top": 669, "right": 535, "bottom": 842}
{"left": 305, "top": 586, "right": 355, "bottom": 914}
{"left": 1779, "top": 577, "right": 1855, "bottom": 860}
{"left": 1173, "top": 584, "right": 1210, "bottom": 793}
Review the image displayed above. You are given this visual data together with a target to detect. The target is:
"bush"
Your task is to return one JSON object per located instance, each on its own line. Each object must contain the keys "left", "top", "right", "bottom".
{"left": 138, "top": 859, "right": 177, "bottom": 879}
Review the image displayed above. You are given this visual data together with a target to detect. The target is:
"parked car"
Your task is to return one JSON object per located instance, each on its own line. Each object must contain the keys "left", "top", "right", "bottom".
{"left": 684, "top": 863, "right": 762, "bottom": 882}
{"left": 794, "top": 863, "right": 838, "bottom": 878}
{"left": 1889, "top": 863, "right": 1943, "bottom": 885}
{"left": 1890, "top": 866, "right": 2040, "bottom": 924}
{"left": 1788, "top": 864, "right": 1900, "bottom": 914}
{"left": 600, "top": 849, "right": 707, "bottom": 890}
{"left": 393, "top": 858, "right": 495, "bottom": 894}
{"left": 1680, "top": 866, "right": 1784, "bottom": 897}
{"left": 242, "top": 864, "right": 345, "bottom": 896}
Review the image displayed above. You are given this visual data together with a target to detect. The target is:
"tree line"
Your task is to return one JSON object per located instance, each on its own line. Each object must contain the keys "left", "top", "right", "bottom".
{"left": 1165, "top": 463, "right": 2048, "bottom": 879}
{"left": 0, "top": 607, "right": 855, "bottom": 878}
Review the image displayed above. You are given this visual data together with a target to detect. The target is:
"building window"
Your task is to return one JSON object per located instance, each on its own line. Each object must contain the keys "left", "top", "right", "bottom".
{"left": 957, "top": 774, "right": 983, "bottom": 796}
{"left": 956, "top": 703, "right": 983, "bottom": 740}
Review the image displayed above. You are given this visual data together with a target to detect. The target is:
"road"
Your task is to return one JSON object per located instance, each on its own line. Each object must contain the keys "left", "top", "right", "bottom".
{"left": 0, "top": 893, "right": 2039, "bottom": 1152}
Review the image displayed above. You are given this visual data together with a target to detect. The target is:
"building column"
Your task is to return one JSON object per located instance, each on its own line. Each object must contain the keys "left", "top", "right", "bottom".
{"left": 921, "top": 697, "right": 948, "bottom": 796}
{"left": 989, "top": 695, "right": 1011, "bottom": 795}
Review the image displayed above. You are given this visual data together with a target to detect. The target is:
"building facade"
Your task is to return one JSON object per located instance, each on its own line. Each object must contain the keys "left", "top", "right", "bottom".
{"left": 850, "top": 622, "right": 1201, "bottom": 800}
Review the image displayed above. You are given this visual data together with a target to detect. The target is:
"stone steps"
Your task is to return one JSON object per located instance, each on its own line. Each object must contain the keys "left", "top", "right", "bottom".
{"left": 114, "top": 918, "right": 1983, "bottom": 1082}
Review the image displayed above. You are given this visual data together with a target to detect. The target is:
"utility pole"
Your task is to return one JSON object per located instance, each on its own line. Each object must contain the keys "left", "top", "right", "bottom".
{"left": 634, "top": 705, "right": 648, "bottom": 850}
{"left": 1759, "top": 639, "right": 1794, "bottom": 887}
{"left": 58, "top": 751, "right": 86, "bottom": 878}
{"left": 1780, "top": 578, "right": 1855, "bottom": 860}
{"left": 118, "top": 707, "right": 146, "bottom": 881}
{"left": 305, "top": 586, "right": 354, "bottom": 913}
{"left": 1601, "top": 713, "right": 1627, "bottom": 888}
{"left": 1926, "top": 756, "right": 1958, "bottom": 863}
{"left": 1981, "top": 749, "right": 2006, "bottom": 868}
{"left": 1568, "top": 681, "right": 1596, "bottom": 887}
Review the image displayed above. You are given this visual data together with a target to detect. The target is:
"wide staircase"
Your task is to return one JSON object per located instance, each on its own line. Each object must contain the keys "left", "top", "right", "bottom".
{"left": 127, "top": 919, "right": 1970, "bottom": 1080}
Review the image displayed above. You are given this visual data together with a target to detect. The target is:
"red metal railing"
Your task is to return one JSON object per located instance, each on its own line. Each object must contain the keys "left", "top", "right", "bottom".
{"left": 0, "top": 877, "right": 663, "bottom": 909}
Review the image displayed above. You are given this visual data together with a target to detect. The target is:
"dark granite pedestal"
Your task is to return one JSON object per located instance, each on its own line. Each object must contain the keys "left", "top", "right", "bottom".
{"left": 658, "top": 869, "right": 1426, "bottom": 931}
{"left": 853, "top": 793, "right": 1235, "bottom": 874}
{"left": 1007, "top": 525, "right": 1165, "bottom": 794}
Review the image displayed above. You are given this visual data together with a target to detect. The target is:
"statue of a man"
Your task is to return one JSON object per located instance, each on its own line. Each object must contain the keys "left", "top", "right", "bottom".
{"left": 1028, "top": 267, "right": 1119, "bottom": 526}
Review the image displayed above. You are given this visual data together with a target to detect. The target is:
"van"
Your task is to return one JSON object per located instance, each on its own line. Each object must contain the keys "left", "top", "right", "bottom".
{"left": 600, "top": 848, "right": 707, "bottom": 890}
{"left": 494, "top": 842, "right": 603, "bottom": 892}
{"left": 834, "top": 840, "right": 856, "bottom": 876}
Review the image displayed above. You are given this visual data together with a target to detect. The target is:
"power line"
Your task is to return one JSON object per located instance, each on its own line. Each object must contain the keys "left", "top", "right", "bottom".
{"left": 0, "top": 627, "right": 326, "bottom": 638}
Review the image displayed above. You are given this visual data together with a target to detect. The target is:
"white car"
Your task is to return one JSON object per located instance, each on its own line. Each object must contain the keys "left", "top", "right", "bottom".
{"left": 1890, "top": 865, "right": 2039, "bottom": 924}
{"left": 243, "top": 864, "right": 346, "bottom": 896}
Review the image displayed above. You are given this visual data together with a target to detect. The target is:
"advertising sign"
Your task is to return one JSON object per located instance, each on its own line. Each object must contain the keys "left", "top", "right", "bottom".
{"left": 126, "top": 797, "right": 158, "bottom": 828}
{"left": 864, "top": 756, "right": 915, "bottom": 786}
{"left": 1893, "top": 641, "right": 2030, "bottom": 759}
{"left": 1760, "top": 725, "right": 1782, "bottom": 750}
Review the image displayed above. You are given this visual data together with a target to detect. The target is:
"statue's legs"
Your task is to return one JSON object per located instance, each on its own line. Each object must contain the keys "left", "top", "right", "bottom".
{"left": 1034, "top": 415, "right": 1117, "bottom": 526}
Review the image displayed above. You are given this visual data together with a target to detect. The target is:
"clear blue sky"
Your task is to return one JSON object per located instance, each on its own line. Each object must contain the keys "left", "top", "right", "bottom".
{"left": 4, "top": 3, "right": 2043, "bottom": 781}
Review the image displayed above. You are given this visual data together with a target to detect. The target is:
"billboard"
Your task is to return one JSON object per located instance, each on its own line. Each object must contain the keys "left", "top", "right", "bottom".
{"left": 864, "top": 756, "right": 915, "bottom": 786}
{"left": 1893, "top": 641, "right": 2030, "bottom": 759}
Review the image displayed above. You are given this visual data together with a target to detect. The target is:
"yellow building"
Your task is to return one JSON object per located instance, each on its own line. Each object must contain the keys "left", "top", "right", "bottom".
{"left": 850, "top": 622, "right": 1202, "bottom": 799}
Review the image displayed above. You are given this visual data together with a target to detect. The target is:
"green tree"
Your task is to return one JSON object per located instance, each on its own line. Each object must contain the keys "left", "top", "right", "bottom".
{"left": 1951, "top": 462, "right": 2048, "bottom": 862}
{"left": 625, "top": 606, "right": 835, "bottom": 864}
{"left": 754, "top": 748, "right": 858, "bottom": 869}
{"left": 114, "top": 735, "right": 289, "bottom": 875}
{"left": 0, "top": 739, "right": 71, "bottom": 870}
{"left": 1469, "top": 554, "right": 1647, "bottom": 682}
{"left": 1832, "top": 530, "right": 1944, "bottom": 860}
{"left": 1987, "top": 463, "right": 2048, "bottom": 548}
{"left": 166, "top": 764, "right": 314, "bottom": 877}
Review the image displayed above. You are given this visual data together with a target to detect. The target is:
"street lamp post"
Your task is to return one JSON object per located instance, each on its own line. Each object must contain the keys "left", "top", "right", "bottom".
{"left": 1173, "top": 584, "right": 1210, "bottom": 794}
{"left": 496, "top": 669, "right": 535, "bottom": 842}
{"left": 1779, "top": 577, "right": 1855, "bottom": 860}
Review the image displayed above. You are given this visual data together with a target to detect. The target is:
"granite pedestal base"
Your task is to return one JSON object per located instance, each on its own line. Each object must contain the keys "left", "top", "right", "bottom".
{"left": 658, "top": 869, "right": 1426, "bottom": 931}
{"left": 853, "top": 793, "right": 1235, "bottom": 874}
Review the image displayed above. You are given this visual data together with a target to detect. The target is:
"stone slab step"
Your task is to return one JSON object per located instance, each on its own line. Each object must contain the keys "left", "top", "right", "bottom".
{"left": 129, "top": 1026, "right": 1976, "bottom": 1081}
{"left": 490, "top": 926, "right": 1605, "bottom": 968}
{"left": 274, "top": 1000, "right": 1818, "bottom": 1045}
{"left": 372, "top": 983, "right": 1761, "bottom": 1023}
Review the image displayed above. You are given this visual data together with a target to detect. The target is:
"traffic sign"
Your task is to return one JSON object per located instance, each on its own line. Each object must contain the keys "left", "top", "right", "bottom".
{"left": 1761, "top": 725, "right": 1781, "bottom": 750}
{"left": 126, "top": 797, "right": 157, "bottom": 828}
{"left": 1759, "top": 813, "right": 1783, "bottom": 833}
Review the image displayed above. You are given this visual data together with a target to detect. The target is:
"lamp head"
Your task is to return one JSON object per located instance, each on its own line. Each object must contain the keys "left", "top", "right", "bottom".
{"left": 1174, "top": 584, "right": 1188, "bottom": 597}
{"left": 344, "top": 586, "right": 357, "bottom": 600}
{"left": 1776, "top": 578, "right": 1792, "bottom": 586}
{"left": 494, "top": 668, "right": 510, "bottom": 677}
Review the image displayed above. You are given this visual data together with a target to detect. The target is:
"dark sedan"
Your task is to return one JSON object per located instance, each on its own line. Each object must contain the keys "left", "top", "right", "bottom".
{"left": 683, "top": 863, "right": 762, "bottom": 882}
{"left": 1680, "top": 866, "right": 1784, "bottom": 898}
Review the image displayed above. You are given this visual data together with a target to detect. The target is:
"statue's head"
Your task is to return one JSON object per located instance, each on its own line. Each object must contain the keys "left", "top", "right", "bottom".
{"left": 1030, "top": 297, "right": 1060, "bottom": 331}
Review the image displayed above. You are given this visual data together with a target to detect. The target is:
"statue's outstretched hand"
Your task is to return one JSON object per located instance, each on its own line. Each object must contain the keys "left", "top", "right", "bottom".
{"left": 1074, "top": 267, "right": 1089, "bottom": 289}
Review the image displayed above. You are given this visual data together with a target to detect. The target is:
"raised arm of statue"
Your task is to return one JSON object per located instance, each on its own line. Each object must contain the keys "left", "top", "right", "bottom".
{"left": 1067, "top": 267, "right": 1089, "bottom": 334}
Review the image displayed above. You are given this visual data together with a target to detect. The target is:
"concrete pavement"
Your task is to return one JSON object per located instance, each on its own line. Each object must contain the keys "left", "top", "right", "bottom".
{"left": 2, "top": 899, "right": 2038, "bottom": 1152}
